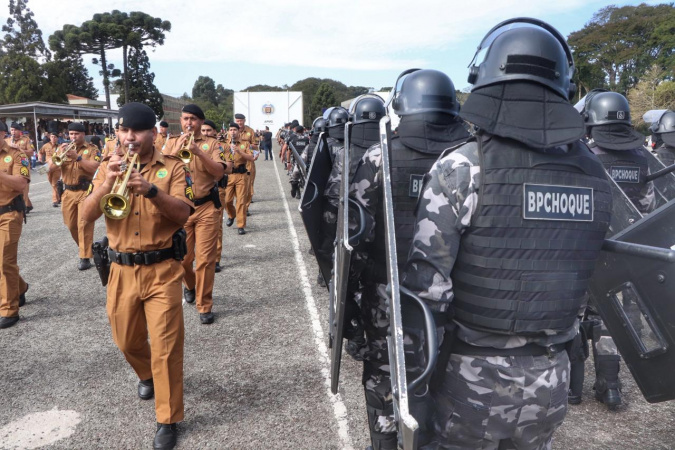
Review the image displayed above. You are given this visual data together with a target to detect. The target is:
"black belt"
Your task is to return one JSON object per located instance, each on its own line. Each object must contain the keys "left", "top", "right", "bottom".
{"left": 108, "top": 247, "right": 175, "bottom": 266}
{"left": 452, "top": 339, "right": 566, "bottom": 357}
{"left": 194, "top": 194, "right": 214, "bottom": 207}
{"left": 64, "top": 181, "right": 91, "bottom": 191}
{"left": 232, "top": 165, "right": 248, "bottom": 174}
{"left": 0, "top": 203, "right": 22, "bottom": 215}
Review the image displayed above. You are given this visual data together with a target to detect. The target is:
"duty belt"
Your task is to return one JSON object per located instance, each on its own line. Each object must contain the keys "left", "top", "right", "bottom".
{"left": 452, "top": 339, "right": 566, "bottom": 358}
{"left": 0, "top": 202, "right": 22, "bottom": 215}
{"left": 108, "top": 247, "right": 175, "bottom": 266}
{"left": 232, "top": 164, "right": 248, "bottom": 174}
{"left": 64, "top": 180, "right": 91, "bottom": 191}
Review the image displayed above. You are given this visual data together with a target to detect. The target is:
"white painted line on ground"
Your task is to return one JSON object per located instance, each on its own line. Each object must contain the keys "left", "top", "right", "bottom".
{"left": 32, "top": 181, "right": 49, "bottom": 185}
{"left": 273, "top": 164, "right": 354, "bottom": 450}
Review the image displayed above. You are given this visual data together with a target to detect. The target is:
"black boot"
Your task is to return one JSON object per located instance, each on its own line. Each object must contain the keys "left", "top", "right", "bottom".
{"left": 567, "top": 328, "right": 587, "bottom": 405}
{"left": 290, "top": 182, "right": 298, "bottom": 198}
{"left": 153, "top": 423, "right": 177, "bottom": 449}
{"left": 594, "top": 355, "right": 622, "bottom": 410}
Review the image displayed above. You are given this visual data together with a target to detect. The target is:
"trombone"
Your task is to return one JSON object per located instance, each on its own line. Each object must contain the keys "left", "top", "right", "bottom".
{"left": 177, "top": 127, "right": 194, "bottom": 164}
{"left": 100, "top": 144, "right": 140, "bottom": 220}
{"left": 52, "top": 141, "right": 77, "bottom": 166}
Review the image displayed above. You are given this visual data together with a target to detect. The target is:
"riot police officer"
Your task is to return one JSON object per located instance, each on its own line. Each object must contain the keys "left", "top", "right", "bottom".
{"left": 652, "top": 110, "right": 675, "bottom": 166}
{"left": 348, "top": 69, "right": 470, "bottom": 449}
{"left": 568, "top": 91, "right": 657, "bottom": 410}
{"left": 402, "top": 20, "right": 612, "bottom": 448}
{"left": 283, "top": 125, "right": 310, "bottom": 199}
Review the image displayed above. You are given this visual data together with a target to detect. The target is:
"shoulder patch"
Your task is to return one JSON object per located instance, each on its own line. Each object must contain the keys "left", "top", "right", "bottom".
{"left": 20, "top": 166, "right": 29, "bottom": 177}
{"left": 184, "top": 166, "right": 194, "bottom": 201}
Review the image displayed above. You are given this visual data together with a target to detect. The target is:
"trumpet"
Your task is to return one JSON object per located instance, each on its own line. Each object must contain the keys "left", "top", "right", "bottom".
{"left": 99, "top": 144, "right": 140, "bottom": 220}
{"left": 52, "top": 141, "right": 77, "bottom": 166}
{"left": 177, "top": 127, "right": 194, "bottom": 164}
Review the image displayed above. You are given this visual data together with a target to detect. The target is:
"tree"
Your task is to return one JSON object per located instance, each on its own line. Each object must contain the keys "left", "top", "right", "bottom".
{"left": 49, "top": 12, "right": 130, "bottom": 114}
{"left": 115, "top": 46, "right": 163, "bottom": 118}
{"left": 215, "top": 84, "right": 233, "bottom": 105}
{"left": 242, "top": 84, "right": 284, "bottom": 92}
{"left": 628, "top": 64, "right": 675, "bottom": 132}
{"left": 192, "top": 76, "right": 218, "bottom": 107}
{"left": 0, "top": 54, "right": 42, "bottom": 103}
{"left": 1, "top": 0, "right": 49, "bottom": 59}
{"left": 310, "top": 83, "right": 337, "bottom": 123}
{"left": 568, "top": 4, "right": 675, "bottom": 94}
{"left": 117, "top": 11, "right": 170, "bottom": 105}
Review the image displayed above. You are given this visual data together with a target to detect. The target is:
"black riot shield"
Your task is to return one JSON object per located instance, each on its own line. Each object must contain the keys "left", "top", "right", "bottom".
{"left": 289, "top": 141, "right": 307, "bottom": 178}
{"left": 300, "top": 132, "right": 333, "bottom": 289}
{"left": 380, "top": 116, "right": 438, "bottom": 450}
{"left": 329, "top": 122, "right": 369, "bottom": 392}
{"left": 590, "top": 199, "right": 675, "bottom": 403}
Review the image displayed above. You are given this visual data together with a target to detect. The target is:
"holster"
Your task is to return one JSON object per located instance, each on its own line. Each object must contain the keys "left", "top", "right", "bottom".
{"left": 92, "top": 236, "right": 111, "bottom": 287}
{"left": 172, "top": 229, "right": 188, "bottom": 261}
{"left": 217, "top": 174, "right": 229, "bottom": 189}
{"left": 56, "top": 179, "right": 65, "bottom": 197}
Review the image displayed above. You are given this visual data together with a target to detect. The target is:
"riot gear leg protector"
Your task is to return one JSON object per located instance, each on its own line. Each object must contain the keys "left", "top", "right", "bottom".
{"left": 363, "top": 366, "right": 398, "bottom": 450}
{"left": 592, "top": 321, "right": 622, "bottom": 410}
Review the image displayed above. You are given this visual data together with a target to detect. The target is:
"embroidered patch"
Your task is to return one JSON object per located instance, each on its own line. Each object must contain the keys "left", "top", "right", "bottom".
{"left": 523, "top": 184, "right": 593, "bottom": 222}
{"left": 184, "top": 167, "right": 194, "bottom": 201}
{"left": 202, "top": 144, "right": 209, "bottom": 150}
{"left": 84, "top": 150, "right": 89, "bottom": 155}
{"left": 156, "top": 168, "right": 168, "bottom": 179}
{"left": 20, "top": 156, "right": 29, "bottom": 167}
{"left": 3, "top": 155, "right": 11, "bottom": 163}
{"left": 20, "top": 166, "right": 29, "bottom": 176}
{"left": 240, "top": 144, "right": 245, "bottom": 150}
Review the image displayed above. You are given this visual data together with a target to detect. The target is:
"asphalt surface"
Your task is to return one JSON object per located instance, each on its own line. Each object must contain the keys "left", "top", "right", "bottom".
{"left": 1, "top": 144, "right": 675, "bottom": 449}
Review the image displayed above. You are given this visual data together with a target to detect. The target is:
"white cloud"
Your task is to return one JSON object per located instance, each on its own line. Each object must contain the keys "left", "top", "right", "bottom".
{"left": 14, "top": 0, "right": 598, "bottom": 71}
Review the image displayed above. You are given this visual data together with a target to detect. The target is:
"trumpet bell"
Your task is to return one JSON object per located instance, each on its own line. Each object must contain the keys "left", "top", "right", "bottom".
{"left": 100, "top": 193, "right": 132, "bottom": 220}
{"left": 178, "top": 149, "right": 192, "bottom": 164}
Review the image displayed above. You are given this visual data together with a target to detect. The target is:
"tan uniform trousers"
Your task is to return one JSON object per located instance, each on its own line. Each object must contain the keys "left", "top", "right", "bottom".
{"left": 0, "top": 211, "right": 27, "bottom": 318}
{"left": 182, "top": 201, "right": 219, "bottom": 313}
{"left": 48, "top": 168, "right": 62, "bottom": 203}
{"left": 216, "top": 186, "right": 227, "bottom": 261}
{"left": 246, "top": 162, "right": 256, "bottom": 209}
{"left": 225, "top": 173, "right": 250, "bottom": 229}
{"left": 61, "top": 189, "right": 94, "bottom": 258}
{"left": 107, "top": 259, "right": 185, "bottom": 424}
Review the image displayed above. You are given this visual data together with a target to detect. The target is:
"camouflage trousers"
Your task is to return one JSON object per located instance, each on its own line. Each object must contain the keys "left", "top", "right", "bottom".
{"left": 422, "top": 351, "right": 570, "bottom": 450}
{"left": 290, "top": 164, "right": 302, "bottom": 183}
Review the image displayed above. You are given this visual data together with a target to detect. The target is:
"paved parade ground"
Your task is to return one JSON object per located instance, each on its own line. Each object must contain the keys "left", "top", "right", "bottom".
{"left": 2, "top": 144, "right": 675, "bottom": 449}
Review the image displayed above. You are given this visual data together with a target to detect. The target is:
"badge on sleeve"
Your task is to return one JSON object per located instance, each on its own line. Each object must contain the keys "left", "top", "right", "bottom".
{"left": 156, "top": 168, "right": 168, "bottom": 179}
{"left": 84, "top": 150, "right": 89, "bottom": 155}
{"left": 94, "top": 150, "right": 101, "bottom": 162}
{"left": 3, "top": 156, "right": 11, "bottom": 163}
{"left": 202, "top": 144, "right": 209, "bottom": 150}
{"left": 184, "top": 167, "right": 194, "bottom": 201}
{"left": 20, "top": 166, "right": 29, "bottom": 176}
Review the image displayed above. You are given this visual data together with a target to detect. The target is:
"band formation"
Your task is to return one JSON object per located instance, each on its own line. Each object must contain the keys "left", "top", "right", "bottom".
{"left": 2, "top": 16, "right": 675, "bottom": 450}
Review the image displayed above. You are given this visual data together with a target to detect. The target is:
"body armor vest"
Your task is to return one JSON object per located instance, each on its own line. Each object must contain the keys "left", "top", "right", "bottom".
{"left": 371, "top": 137, "right": 444, "bottom": 278}
{"left": 326, "top": 137, "right": 343, "bottom": 164}
{"left": 590, "top": 144, "right": 651, "bottom": 214}
{"left": 305, "top": 135, "right": 319, "bottom": 165}
{"left": 291, "top": 134, "right": 309, "bottom": 159}
{"left": 656, "top": 144, "right": 675, "bottom": 167}
{"left": 452, "top": 136, "right": 612, "bottom": 335}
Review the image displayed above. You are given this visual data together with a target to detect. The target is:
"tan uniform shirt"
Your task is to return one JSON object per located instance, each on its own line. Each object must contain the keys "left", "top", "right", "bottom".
{"left": 92, "top": 148, "right": 194, "bottom": 253}
{"left": 155, "top": 133, "right": 168, "bottom": 151}
{"left": 40, "top": 142, "right": 58, "bottom": 162}
{"left": 5, "top": 136, "right": 34, "bottom": 158}
{"left": 102, "top": 138, "right": 119, "bottom": 159}
{"left": 60, "top": 142, "right": 101, "bottom": 185}
{"left": 162, "top": 135, "right": 228, "bottom": 199}
{"left": 0, "top": 142, "right": 30, "bottom": 205}
{"left": 229, "top": 141, "right": 251, "bottom": 168}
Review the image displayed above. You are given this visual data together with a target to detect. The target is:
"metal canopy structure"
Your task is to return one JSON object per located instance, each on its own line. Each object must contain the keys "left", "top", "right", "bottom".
{"left": 0, "top": 101, "right": 118, "bottom": 149}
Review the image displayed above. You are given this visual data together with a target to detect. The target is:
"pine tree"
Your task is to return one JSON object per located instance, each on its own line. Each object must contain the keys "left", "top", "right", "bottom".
{"left": 310, "top": 83, "right": 338, "bottom": 124}
{"left": 115, "top": 46, "right": 163, "bottom": 118}
{"left": 1, "top": 0, "right": 49, "bottom": 59}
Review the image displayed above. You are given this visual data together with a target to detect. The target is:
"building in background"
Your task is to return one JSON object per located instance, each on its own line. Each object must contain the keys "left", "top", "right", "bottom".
{"left": 234, "top": 91, "right": 303, "bottom": 131}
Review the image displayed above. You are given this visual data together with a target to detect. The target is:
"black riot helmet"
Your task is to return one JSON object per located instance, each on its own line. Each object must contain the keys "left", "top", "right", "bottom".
{"left": 651, "top": 111, "right": 675, "bottom": 135}
{"left": 312, "top": 116, "right": 327, "bottom": 133}
{"left": 348, "top": 95, "right": 386, "bottom": 124}
{"left": 389, "top": 69, "right": 460, "bottom": 116}
{"left": 327, "top": 107, "right": 349, "bottom": 129}
{"left": 584, "top": 91, "right": 633, "bottom": 127}
{"left": 467, "top": 18, "right": 576, "bottom": 100}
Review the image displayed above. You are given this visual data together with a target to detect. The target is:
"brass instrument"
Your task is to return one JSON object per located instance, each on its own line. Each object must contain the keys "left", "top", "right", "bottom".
{"left": 177, "top": 127, "right": 194, "bottom": 164}
{"left": 52, "top": 141, "right": 77, "bottom": 166}
{"left": 100, "top": 144, "right": 140, "bottom": 220}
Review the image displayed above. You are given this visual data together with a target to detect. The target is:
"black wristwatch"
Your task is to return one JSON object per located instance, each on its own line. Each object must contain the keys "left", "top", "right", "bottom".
{"left": 144, "top": 184, "right": 158, "bottom": 199}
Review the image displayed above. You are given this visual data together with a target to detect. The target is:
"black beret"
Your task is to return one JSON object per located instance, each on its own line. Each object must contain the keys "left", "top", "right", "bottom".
{"left": 114, "top": 122, "right": 119, "bottom": 130}
{"left": 203, "top": 119, "right": 217, "bottom": 130}
{"left": 118, "top": 103, "right": 156, "bottom": 131}
{"left": 10, "top": 122, "right": 23, "bottom": 130}
{"left": 159, "top": 121, "right": 169, "bottom": 128}
{"left": 68, "top": 122, "right": 85, "bottom": 132}
{"left": 291, "top": 119, "right": 299, "bottom": 127}
{"left": 182, "top": 104, "right": 205, "bottom": 120}
{"left": 0, "top": 121, "right": 7, "bottom": 132}
{"left": 228, "top": 122, "right": 240, "bottom": 129}
{"left": 234, "top": 113, "right": 246, "bottom": 120}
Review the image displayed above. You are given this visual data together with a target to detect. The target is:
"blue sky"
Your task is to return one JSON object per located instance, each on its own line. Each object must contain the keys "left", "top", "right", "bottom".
{"left": 3, "top": 0, "right": 665, "bottom": 97}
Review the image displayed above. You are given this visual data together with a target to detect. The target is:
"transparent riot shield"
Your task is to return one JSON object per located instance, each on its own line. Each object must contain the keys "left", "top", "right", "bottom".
{"left": 645, "top": 150, "right": 675, "bottom": 205}
{"left": 329, "top": 122, "right": 367, "bottom": 393}
{"left": 300, "top": 132, "right": 333, "bottom": 288}
{"left": 590, "top": 198, "right": 675, "bottom": 402}
{"left": 289, "top": 141, "right": 307, "bottom": 178}
{"left": 380, "top": 115, "right": 438, "bottom": 449}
